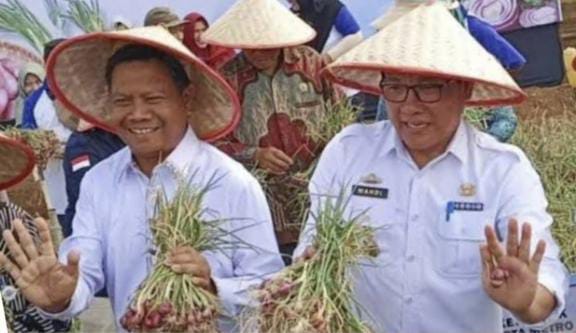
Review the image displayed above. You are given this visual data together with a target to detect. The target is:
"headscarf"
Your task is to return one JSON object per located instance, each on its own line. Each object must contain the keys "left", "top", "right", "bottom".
{"left": 293, "top": 0, "right": 343, "bottom": 52}
{"left": 183, "top": 12, "right": 236, "bottom": 69}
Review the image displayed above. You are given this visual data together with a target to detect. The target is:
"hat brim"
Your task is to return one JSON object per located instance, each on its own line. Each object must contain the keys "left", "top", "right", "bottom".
{"left": 0, "top": 135, "right": 35, "bottom": 191}
{"left": 204, "top": 36, "right": 316, "bottom": 51}
{"left": 46, "top": 28, "right": 241, "bottom": 142}
{"left": 203, "top": 0, "right": 317, "bottom": 50}
{"left": 322, "top": 64, "right": 527, "bottom": 107}
{"left": 322, "top": 3, "right": 527, "bottom": 107}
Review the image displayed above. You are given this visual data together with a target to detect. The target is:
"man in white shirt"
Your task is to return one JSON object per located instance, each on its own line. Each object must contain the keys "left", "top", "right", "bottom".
{"left": 296, "top": 3, "right": 569, "bottom": 333}
{"left": 0, "top": 27, "right": 283, "bottom": 332}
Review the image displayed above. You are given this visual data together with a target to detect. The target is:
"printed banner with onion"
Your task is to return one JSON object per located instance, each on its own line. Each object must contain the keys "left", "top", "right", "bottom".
{"left": 467, "top": 0, "right": 563, "bottom": 32}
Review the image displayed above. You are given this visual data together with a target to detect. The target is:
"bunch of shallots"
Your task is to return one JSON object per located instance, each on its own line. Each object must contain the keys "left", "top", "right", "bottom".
{"left": 246, "top": 193, "right": 379, "bottom": 333}
{"left": 121, "top": 177, "right": 232, "bottom": 333}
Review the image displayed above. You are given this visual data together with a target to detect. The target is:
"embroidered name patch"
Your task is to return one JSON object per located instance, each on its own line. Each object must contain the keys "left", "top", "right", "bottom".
{"left": 352, "top": 185, "right": 389, "bottom": 199}
{"left": 445, "top": 201, "right": 484, "bottom": 222}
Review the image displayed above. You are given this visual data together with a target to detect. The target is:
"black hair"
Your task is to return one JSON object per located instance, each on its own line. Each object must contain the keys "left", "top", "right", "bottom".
{"left": 44, "top": 38, "right": 66, "bottom": 62}
{"left": 105, "top": 44, "right": 191, "bottom": 91}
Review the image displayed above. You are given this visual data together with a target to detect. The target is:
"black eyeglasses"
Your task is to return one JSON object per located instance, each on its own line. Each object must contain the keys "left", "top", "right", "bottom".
{"left": 379, "top": 82, "right": 447, "bottom": 103}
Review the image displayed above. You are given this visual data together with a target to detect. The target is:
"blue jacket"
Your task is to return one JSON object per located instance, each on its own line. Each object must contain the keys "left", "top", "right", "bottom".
{"left": 21, "top": 82, "right": 48, "bottom": 129}
{"left": 63, "top": 128, "right": 125, "bottom": 237}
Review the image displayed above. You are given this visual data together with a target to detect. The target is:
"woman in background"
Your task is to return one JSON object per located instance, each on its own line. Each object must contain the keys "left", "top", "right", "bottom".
{"left": 183, "top": 12, "right": 236, "bottom": 69}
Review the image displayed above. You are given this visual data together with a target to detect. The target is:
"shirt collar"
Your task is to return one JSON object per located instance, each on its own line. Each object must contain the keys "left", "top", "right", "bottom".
{"left": 120, "top": 127, "right": 202, "bottom": 179}
{"left": 378, "top": 121, "right": 398, "bottom": 158}
{"left": 444, "top": 120, "right": 468, "bottom": 164}
{"left": 379, "top": 119, "right": 468, "bottom": 165}
{"left": 163, "top": 127, "right": 202, "bottom": 174}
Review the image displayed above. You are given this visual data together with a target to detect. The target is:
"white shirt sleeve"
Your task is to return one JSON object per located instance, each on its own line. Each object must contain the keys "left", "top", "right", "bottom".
{"left": 212, "top": 176, "right": 284, "bottom": 317}
{"left": 496, "top": 152, "right": 570, "bottom": 325}
{"left": 37, "top": 172, "right": 105, "bottom": 320}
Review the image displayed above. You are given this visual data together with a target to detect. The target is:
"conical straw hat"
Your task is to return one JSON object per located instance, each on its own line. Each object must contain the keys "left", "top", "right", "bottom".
{"left": 324, "top": 3, "right": 526, "bottom": 106}
{"left": 371, "top": 0, "right": 460, "bottom": 30}
{"left": 203, "top": 0, "right": 317, "bottom": 49}
{"left": 0, "top": 133, "right": 35, "bottom": 191}
{"left": 46, "top": 27, "right": 241, "bottom": 141}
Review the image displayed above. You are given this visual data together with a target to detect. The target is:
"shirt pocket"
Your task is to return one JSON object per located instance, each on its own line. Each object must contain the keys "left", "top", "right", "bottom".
{"left": 348, "top": 195, "right": 401, "bottom": 267}
{"left": 434, "top": 209, "right": 496, "bottom": 278}
{"left": 294, "top": 82, "right": 323, "bottom": 108}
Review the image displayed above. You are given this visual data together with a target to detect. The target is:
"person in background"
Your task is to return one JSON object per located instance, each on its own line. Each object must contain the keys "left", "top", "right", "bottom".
{"left": 14, "top": 62, "right": 45, "bottom": 127}
{"left": 109, "top": 16, "right": 132, "bottom": 31}
{"left": 466, "top": 12, "right": 524, "bottom": 143}
{"left": 144, "top": 7, "right": 187, "bottom": 41}
{"left": 204, "top": 0, "right": 339, "bottom": 262}
{"left": 21, "top": 39, "right": 65, "bottom": 130}
{"left": 182, "top": 12, "right": 236, "bottom": 69}
{"left": 289, "top": 0, "right": 364, "bottom": 63}
{"left": 21, "top": 39, "right": 71, "bottom": 237}
{"left": 63, "top": 120, "right": 125, "bottom": 238}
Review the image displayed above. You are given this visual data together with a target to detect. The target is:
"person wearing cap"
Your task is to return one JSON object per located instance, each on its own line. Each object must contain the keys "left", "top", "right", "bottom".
{"left": 295, "top": 3, "right": 568, "bottom": 333}
{"left": 0, "top": 134, "right": 72, "bottom": 332}
{"left": 0, "top": 27, "right": 283, "bottom": 332}
{"left": 144, "top": 7, "right": 187, "bottom": 41}
{"left": 203, "top": 0, "right": 340, "bottom": 260}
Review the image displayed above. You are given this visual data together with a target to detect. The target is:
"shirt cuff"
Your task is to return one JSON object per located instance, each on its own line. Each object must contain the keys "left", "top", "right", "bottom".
{"left": 236, "top": 146, "right": 258, "bottom": 164}
{"left": 536, "top": 272, "right": 568, "bottom": 324}
{"left": 512, "top": 272, "right": 568, "bottom": 327}
{"left": 212, "top": 277, "right": 241, "bottom": 317}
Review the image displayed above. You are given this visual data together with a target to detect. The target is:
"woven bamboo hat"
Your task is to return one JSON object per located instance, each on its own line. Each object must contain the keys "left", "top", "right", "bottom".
{"left": 203, "top": 0, "right": 317, "bottom": 49}
{"left": 0, "top": 133, "right": 35, "bottom": 191}
{"left": 325, "top": 3, "right": 526, "bottom": 106}
{"left": 46, "top": 27, "right": 241, "bottom": 141}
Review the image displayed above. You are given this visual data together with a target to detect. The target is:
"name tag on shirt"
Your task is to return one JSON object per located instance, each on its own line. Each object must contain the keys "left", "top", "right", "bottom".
{"left": 446, "top": 201, "right": 484, "bottom": 222}
{"left": 352, "top": 185, "right": 389, "bottom": 199}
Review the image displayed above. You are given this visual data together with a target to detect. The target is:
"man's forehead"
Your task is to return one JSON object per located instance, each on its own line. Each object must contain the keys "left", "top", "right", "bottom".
{"left": 382, "top": 73, "right": 448, "bottom": 84}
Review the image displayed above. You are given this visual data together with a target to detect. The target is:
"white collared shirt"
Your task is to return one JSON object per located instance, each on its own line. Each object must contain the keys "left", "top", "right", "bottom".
{"left": 43, "top": 128, "right": 284, "bottom": 332}
{"left": 295, "top": 120, "right": 569, "bottom": 333}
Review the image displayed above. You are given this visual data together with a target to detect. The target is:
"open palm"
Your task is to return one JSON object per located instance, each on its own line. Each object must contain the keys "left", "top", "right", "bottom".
{"left": 480, "top": 220, "right": 545, "bottom": 314}
{"left": 0, "top": 218, "right": 79, "bottom": 312}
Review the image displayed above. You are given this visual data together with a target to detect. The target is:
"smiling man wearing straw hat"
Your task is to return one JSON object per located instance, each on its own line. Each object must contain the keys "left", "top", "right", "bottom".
{"left": 0, "top": 134, "right": 72, "bottom": 332}
{"left": 0, "top": 26, "right": 284, "bottom": 332}
{"left": 295, "top": 3, "right": 569, "bottom": 333}
{"left": 203, "top": 0, "right": 340, "bottom": 260}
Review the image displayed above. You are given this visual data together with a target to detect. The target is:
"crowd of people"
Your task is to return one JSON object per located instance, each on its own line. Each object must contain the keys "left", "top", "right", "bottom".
{"left": 0, "top": 0, "right": 570, "bottom": 332}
